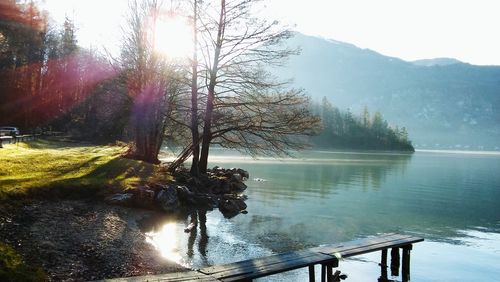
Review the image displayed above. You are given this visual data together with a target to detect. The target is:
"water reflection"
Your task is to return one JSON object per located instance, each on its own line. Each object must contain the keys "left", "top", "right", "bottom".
{"left": 140, "top": 210, "right": 210, "bottom": 268}
{"left": 145, "top": 222, "right": 183, "bottom": 265}
{"left": 149, "top": 150, "right": 500, "bottom": 281}
{"left": 186, "top": 210, "right": 209, "bottom": 264}
{"left": 240, "top": 151, "right": 413, "bottom": 201}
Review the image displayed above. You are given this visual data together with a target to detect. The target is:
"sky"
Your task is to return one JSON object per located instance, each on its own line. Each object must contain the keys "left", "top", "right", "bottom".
{"left": 41, "top": 0, "right": 500, "bottom": 65}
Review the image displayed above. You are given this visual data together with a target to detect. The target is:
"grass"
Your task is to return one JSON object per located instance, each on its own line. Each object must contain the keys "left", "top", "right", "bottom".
{"left": 0, "top": 139, "right": 172, "bottom": 199}
{"left": 0, "top": 242, "right": 47, "bottom": 282}
{"left": 0, "top": 139, "right": 174, "bottom": 281}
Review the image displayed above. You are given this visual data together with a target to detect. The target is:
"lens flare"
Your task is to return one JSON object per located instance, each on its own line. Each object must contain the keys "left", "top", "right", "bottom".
{"left": 154, "top": 17, "right": 192, "bottom": 59}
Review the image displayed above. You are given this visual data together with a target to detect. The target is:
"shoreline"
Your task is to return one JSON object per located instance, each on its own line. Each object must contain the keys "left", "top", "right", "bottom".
{"left": 0, "top": 198, "right": 186, "bottom": 281}
{"left": 415, "top": 149, "right": 500, "bottom": 155}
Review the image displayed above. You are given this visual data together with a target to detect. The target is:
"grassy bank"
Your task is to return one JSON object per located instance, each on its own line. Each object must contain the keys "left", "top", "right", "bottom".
{"left": 0, "top": 139, "right": 171, "bottom": 199}
{"left": 0, "top": 139, "right": 175, "bottom": 280}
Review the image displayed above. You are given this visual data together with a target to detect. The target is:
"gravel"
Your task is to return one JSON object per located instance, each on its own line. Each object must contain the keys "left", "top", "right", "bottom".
{"left": 0, "top": 199, "right": 186, "bottom": 281}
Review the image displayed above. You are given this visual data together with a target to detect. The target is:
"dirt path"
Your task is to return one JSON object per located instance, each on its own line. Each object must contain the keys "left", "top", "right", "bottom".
{"left": 0, "top": 199, "right": 185, "bottom": 281}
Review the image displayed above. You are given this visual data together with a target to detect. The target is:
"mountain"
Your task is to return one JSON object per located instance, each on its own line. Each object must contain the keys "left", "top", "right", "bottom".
{"left": 412, "top": 58, "right": 463, "bottom": 67}
{"left": 276, "top": 33, "right": 500, "bottom": 150}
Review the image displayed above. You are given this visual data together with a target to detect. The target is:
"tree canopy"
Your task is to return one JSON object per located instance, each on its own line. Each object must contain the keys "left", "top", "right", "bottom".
{"left": 1, "top": 0, "right": 409, "bottom": 171}
{"left": 313, "top": 97, "right": 414, "bottom": 151}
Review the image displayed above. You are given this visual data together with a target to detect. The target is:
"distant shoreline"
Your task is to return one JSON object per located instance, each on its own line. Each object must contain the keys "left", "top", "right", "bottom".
{"left": 416, "top": 149, "right": 500, "bottom": 155}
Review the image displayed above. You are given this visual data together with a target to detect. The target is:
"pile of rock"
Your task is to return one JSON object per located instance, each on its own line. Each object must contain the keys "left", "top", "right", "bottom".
{"left": 205, "top": 166, "right": 249, "bottom": 194}
{"left": 105, "top": 167, "right": 250, "bottom": 218}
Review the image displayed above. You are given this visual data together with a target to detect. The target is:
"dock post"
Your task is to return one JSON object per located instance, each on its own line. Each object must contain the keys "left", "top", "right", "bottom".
{"left": 327, "top": 264, "right": 333, "bottom": 282}
{"left": 378, "top": 249, "right": 388, "bottom": 281}
{"left": 309, "top": 265, "right": 315, "bottom": 281}
{"left": 320, "top": 259, "right": 338, "bottom": 282}
{"left": 390, "top": 247, "right": 400, "bottom": 277}
{"left": 401, "top": 244, "right": 412, "bottom": 282}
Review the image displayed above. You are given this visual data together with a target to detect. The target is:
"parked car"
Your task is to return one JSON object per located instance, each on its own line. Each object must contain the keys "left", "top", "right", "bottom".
{"left": 0, "top": 126, "right": 20, "bottom": 136}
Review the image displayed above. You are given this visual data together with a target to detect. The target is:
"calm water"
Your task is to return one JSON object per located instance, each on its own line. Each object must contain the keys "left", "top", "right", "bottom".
{"left": 148, "top": 150, "right": 500, "bottom": 281}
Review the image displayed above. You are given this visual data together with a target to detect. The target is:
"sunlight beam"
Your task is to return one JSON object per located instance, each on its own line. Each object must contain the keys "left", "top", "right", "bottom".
{"left": 154, "top": 17, "right": 192, "bottom": 59}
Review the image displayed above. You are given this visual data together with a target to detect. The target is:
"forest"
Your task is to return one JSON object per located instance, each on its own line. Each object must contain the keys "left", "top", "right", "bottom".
{"left": 0, "top": 0, "right": 412, "bottom": 171}
{"left": 0, "top": 0, "right": 323, "bottom": 173}
{"left": 313, "top": 97, "right": 414, "bottom": 151}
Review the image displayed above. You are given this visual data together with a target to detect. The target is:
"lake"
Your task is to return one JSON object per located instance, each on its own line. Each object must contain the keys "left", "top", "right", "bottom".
{"left": 149, "top": 150, "right": 500, "bottom": 281}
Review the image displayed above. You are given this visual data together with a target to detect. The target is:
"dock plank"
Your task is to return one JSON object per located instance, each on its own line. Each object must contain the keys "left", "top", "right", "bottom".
{"left": 100, "top": 270, "right": 219, "bottom": 282}
{"left": 311, "top": 234, "right": 423, "bottom": 258}
{"left": 200, "top": 250, "right": 337, "bottom": 281}
{"left": 201, "top": 250, "right": 316, "bottom": 274}
{"left": 102, "top": 233, "right": 423, "bottom": 282}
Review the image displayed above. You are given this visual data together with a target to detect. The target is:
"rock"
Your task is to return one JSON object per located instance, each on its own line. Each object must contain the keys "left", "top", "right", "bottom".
{"left": 208, "top": 166, "right": 248, "bottom": 179}
{"left": 176, "top": 185, "right": 196, "bottom": 204}
{"left": 149, "top": 183, "right": 166, "bottom": 193}
{"left": 187, "top": 177, "right": 202, "bottom": 191}
{"left": 222, "top": 181, "right": 232, "bottom": 194}
{"left": 205, "top": 177, "right": 218, "bottom": 193}
{"left": 212, "top": 179, "right": 231, "bottom": 194}
{"left": 155, "top": 185, "right": 180, "bottom": 212}
{"left": 192, "top": 194, "right": 219, "bottom": 208}
{"left": 230, "top": 181, "right": 247, "bottom": 192}
{"left": 150, "top": 166, "right": 251, "bottom": 215}
{"left": 177, "top": 184, "right": 219, "bottom": 208}
{"left": 219, "top": 197, "right": 247, "bottom": 218}
{"left": 105, "top": 187, "right": 157, "bottom": 209}
{"left": 236, "top": 168, "right": 249, "bottom": 179}
{"left": 130, "top": 187, "right": 155, "bottom": 208}
{"left": 231, "top": 173, "right": 243, "bottom": 182}
{"left": 105, "top": 193, "right": 134, "bottom": 206}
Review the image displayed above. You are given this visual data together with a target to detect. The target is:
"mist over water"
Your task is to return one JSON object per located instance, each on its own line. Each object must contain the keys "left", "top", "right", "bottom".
{"left": 152, "top": 149, "right": 500, "bottom": 281}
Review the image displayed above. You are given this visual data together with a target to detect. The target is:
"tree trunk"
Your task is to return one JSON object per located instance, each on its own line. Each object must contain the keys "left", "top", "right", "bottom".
{"left": 198, "top": 86, "right": 214, "bottom": 173}
{"left": 130, "top": 87, "right": 163, "bottom": 164}
{"left": 133, "top": 125, "right": 162, "bottom": 164}
{"left": 168, "top": 142, "right": 196, "bottom": 172}
{"left": 198, "top": 0, "right": 225, "bottom": 174}
{"left": 190, "top": 0, "right": 200, "bottom": 176}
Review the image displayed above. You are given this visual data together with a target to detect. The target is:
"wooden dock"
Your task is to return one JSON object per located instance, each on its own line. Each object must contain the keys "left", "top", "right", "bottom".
{"left": 103, "top": 271, "right": 220, "bottom": 282}
{"left": 101, "top": 233, "right": 423, "bottom": 282}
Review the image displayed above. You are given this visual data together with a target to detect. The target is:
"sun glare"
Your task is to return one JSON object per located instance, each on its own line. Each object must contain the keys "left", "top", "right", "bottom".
{"left": 145, "top": 222, "right": 184, "bottom": 264}
{"left": 154, "top": 17, "right": 192, "bottom": 59}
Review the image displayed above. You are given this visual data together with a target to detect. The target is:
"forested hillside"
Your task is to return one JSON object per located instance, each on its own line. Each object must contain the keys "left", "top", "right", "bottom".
{"left": 313, "top": 98, "right": 414, "bottom": 151}
{"left": 278, "top": 33, "right": 500, "bottom": 150}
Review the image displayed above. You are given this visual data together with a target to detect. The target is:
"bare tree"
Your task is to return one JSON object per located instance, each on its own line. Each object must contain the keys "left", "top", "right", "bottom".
{"left": 189, "top": 0, "right": 201, "bottom": 175}
{"left": 198, "top": 0, "right": 320, "bottom": 172}
{"left": 120, "top": 0, "right": 182, "bottom": 163}
{"left": 169, "top": 0, "right": 320, "bottom": 173}
{"left": 211, "top": 88, "right": 320, "bottom": 154}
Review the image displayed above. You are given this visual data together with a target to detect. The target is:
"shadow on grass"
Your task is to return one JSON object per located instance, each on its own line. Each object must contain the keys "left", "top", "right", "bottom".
{"left": 20, "top": 139, "right": 77, "bottom": 149}
{"left": 44, "top": 156, "right": 103, "bottom": 177}
{"left": 22, "top": 157, "right": 157, "bottom": 200}
{"left": 21, "top": 138, "right": 120, "bottom": 150}
{"left": 85, "top": 157, "right": 154, "bottom": 182}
